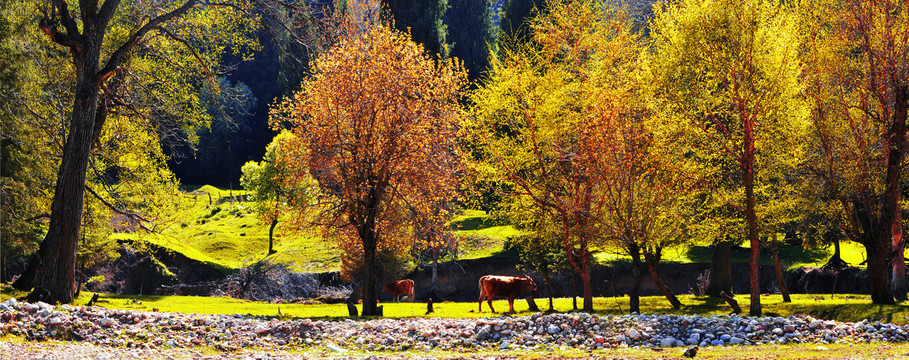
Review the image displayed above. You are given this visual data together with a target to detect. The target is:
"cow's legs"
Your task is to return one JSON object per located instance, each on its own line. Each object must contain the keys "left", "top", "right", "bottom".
{"left": 488, "top": 297, "right": 495, "bottom": 313}
{"left": 507, "top": 297, "right": 515, "bottom": 313}
{"left": 478, "top": 294, "right": 484, "bottom": 312}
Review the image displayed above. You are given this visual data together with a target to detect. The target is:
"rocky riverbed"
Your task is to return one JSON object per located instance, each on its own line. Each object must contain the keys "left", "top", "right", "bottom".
{"left": 2, "top": 297, "right": 908, "bottom": 358}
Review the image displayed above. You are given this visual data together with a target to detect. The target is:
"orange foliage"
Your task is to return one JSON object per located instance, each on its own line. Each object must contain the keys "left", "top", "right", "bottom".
{"left": 274, "top": 21, "right": 466, "bottom": 315}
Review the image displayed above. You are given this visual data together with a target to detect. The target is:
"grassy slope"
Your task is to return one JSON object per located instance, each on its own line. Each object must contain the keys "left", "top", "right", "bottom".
{"left": 115, "top": 189, "right": 524, "bottom": 272}
{"left": 115, "top": 185, "right": 881, "bottom": 275}
{"left": 449, "top": 209, "right": 525, "bottom": 259}
{"left": 115, "top": 185, "right": 339, "bottom": 272}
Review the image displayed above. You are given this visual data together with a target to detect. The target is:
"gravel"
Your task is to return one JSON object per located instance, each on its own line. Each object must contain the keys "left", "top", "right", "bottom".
{"left": 2, "top": 297, "right": 908, "bottom": 358}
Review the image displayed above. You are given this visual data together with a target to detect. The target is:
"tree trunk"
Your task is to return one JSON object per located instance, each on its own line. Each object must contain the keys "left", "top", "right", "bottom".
{"left": 268, "top": 218, "right": 278, "bottom": 255}
{"left": 644, "top": 252, "right": 681, "bottom": 309}
{"left": 579, "top": 265, "right": 592, "bottom": 312}
{"left": 825, "top": 238, "right": 846, "bottom": 268}
{"left": 868, "top": 234, "right": 895, "bottom": 304}
{"left": 869, "top": 84, "right": 908, "bottom": 305}
{"left": 571, "top": 274, "right": 578, "bottom": 310}
{"left": 26, "top": 36, "right": 105, "bottom": 303}
{"left": 742, "top": 114, "right": 761, "bottom": 317}
{"left": 12, "top": 248, "right": 43, "bottom": 291}
{"left": 892, "top": 210, "right": 906, "bottom": 301}
{"left": 361, "top": 237, "right": 379, "bottom": 315}
{"left": 772, "top": 245, "right": 791, "bottom": 302}
{"left": 629, "top": 244, "right": 642, "bottom": 314}
{"left": 544, "top": 275, "right": 554, "bottom": 311}
{"left": 431, "top": 247, "right": 439, "bottom": 298}
{"left": 707, "top": 240, "right": 733, "bottom": 297}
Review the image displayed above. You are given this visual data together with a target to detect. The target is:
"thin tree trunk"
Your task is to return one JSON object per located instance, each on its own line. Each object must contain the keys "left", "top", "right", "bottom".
{"left": 707, "top": 240, "right": 733, "bottom": 297}
{"left": 544, "top": 275, "right": 554, "bottom": 311}
{"left": 742, "top": 114, "right": 761, "bottom": 317}
{"left": 644, "top": 252, "right": 681, "bottom": 309}
{"left": 772, "top": 245, "right": 791, "bottom": 302}
{"left": 892, "top": 210, "right": 906, "bottom": 301}
{"left": 431, "top": 247, "right": 439, "bottom": 298}
{"left": 571, "top": 274, "right": 578, "bottom": 310}
{"left": 826, "top": 238, "right": 845, "bottom": 268}
{"left": 268, "top": 218, "right": 278, "bottom": 255}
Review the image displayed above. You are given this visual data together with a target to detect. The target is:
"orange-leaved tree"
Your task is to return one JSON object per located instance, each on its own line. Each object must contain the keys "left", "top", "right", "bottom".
{"left": 274, "top": 23, "right": 466, "bottom": 316}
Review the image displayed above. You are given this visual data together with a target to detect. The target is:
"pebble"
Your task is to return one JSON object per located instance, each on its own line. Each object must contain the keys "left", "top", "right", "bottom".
{"left": 2, "top": 300, "right": 909, "bottom": 356}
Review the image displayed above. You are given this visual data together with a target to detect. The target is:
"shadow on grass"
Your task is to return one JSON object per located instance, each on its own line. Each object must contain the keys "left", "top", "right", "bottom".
{"left": 450, "top": 215, "right": 504, "bottom": 231}
{"left": 685, "top": 244, "right": 830, "bottom": 265}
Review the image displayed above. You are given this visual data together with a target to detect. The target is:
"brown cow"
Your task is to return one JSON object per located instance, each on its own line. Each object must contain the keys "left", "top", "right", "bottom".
{"left": 383, "top": 279, "right": 415, "bottom": 302}
{"left": 478, "top": 275, "right": 537, "bottom": 313}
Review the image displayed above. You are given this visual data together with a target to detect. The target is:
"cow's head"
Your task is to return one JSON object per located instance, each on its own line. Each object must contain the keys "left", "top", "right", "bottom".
{"left": 522, "top": 275, "right": 537, "bottom": 292}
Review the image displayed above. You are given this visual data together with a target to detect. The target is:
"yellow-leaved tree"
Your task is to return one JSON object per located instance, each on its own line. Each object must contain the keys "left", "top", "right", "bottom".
{"left": 800, "top": 0, "right": 909, "bottom": 304}
{"left": 468, "top": 0, "right": 692, "bottom": 312}
{"left": 274, "top": 21, "right": 466, "bottom": 316}
{"left": 647, "top": 0, "right": 803, "bottom": 316}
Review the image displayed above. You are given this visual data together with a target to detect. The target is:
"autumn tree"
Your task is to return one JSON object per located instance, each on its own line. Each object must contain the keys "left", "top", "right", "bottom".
{"left": 469, "top": 0, "right": 645, "bottom": 312}
{"left": 800, "top": 0, "right": 909, "bottom": 304}
{"left": 647, "top": 0, "right": 803, "bottom": 316}
{"left": 275, "top": 22, "right": 466, "bottom": 316}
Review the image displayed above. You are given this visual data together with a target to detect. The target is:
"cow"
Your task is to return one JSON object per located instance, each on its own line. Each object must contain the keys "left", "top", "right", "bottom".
{"left": 478, "top": 275, "right": 537, "bottom": 313}
{"left": 383, "top": 279, "right": 415, "bottom": 302}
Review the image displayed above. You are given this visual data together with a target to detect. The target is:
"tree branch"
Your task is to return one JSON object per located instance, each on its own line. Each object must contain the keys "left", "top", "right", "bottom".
{"left": 96, "top": 0, "right": 198, "bottom": 83}
{"left": 84, "top": 185, "right": 153, "bottom": 232}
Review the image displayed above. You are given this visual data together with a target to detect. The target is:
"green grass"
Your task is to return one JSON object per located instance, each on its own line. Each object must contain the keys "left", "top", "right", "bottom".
{"left": 108, "top": 185, "right": 889, "bottom": 276}
{"left": 114, "top": 185, "right": 339, "bottom": 272}
{"left": 450, "top": 209, "right": 525, "bottom": 259}
{"left": 5, "top": 281, "right": 909, "bottom": 325}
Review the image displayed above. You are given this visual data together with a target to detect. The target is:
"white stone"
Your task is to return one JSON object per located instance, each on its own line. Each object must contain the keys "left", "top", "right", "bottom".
{"left": 327, "top": 344, "right": 347, "bottom": 352}
{"left": 253, "top": 325, "right": 268, "bottom": 335}
{"left": 626, "top": 328, "right": 641, "bottom": 340}
{"left": 660, "top": 337, "right": 677, "bottom": 347}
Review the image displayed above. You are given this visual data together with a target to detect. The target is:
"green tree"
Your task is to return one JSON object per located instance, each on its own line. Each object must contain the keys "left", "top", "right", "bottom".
{"left": 647, "top": 0, "right": 803, "bottom": 316}
{"left": 497, "top": 0, "right": 545, "bottom": 43}
{"left": 382, "top": 0, "right": 448, "bottom": 57}
{"left": 241, "top": 130, "right": 317, "bottom": 255}
{"left": 445, "top": 0, "right": 495, "bottom": 83}
{"left": 11, "top": 0, "right": 259, "bottom": 304}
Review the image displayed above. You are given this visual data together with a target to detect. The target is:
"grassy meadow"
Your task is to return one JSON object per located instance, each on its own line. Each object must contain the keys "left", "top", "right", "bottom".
{"left": 115, "top": 185, "right": 877, "bottom": 276}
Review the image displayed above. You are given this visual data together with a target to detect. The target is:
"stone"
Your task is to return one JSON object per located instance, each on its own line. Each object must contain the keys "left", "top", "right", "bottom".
{"left": 253, "top": 325, "right": 268, "bottom": 335}
{"left": 729, "top": 337, "right": 744, "bottom": 345}
{"left": 660, "top": 337, "right": 677, "bottom": 347}
{"left": 476, "top": 327, "right": 491, "bottom": 341}
{"left": 626, "top": 328, "right": 642, "bottom": 340}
